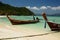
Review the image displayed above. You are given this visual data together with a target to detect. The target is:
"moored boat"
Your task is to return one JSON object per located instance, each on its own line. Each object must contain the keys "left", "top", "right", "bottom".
{"left": 7, "top": 15, "right": 39, "bottom": 25}
{"left": 42, "top": 13, "right": 60, "bottom": 31}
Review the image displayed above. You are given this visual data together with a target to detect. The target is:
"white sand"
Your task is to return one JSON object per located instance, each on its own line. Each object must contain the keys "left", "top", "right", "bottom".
{"left": 0, "top": 16, "right": 6, "bottom": 17}
{"left": 0, "top": 23, "right": 60, "bottom": 40}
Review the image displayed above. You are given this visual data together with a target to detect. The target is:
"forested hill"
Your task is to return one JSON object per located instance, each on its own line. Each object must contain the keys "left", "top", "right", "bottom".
{"left": 0, "top": 2, "right": 34, "bottom": 15}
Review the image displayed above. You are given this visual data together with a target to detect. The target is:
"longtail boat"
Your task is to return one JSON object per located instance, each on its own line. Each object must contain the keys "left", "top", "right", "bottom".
{"left": 42, "top": 13, "right": 60, "bottom": 31}
{"left": 7, "top": 15, "right": 39, "bottom": 25}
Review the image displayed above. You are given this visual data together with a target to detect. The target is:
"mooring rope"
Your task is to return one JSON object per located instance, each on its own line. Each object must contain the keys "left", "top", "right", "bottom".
{"left": 0, "top": 31, "right": 59, "bottom": 40}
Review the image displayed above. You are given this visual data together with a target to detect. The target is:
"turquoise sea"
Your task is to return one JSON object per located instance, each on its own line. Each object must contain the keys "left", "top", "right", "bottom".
{"left": 0, "top": 16, "right": 60, "bottom": 31}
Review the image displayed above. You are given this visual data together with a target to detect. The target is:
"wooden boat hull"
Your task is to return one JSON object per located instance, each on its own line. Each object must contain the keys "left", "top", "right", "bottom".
{"left": 10, "top": 19, "right": 39, "bottom": 25}
{"left": 47, "top": 22, "right": 60, "bottom": 31}
{"left": 7, "top": 15, "right": 39, "bottom": 25}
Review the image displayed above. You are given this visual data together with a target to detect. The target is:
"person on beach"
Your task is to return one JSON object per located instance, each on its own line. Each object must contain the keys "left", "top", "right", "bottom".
{"left": 33, "top": 16, "right": 35, "bottom": 20}
{"left": 36, "top": 17, "right": 39, "bottom": 21}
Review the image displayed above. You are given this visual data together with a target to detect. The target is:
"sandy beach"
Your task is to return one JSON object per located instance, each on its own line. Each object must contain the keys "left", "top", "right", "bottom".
{"left": 0, "top": 23, "right": 60, "bottom": 40}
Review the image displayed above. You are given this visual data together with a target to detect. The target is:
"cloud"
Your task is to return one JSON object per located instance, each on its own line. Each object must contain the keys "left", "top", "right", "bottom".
{"left": 26, "top": 6, "right": 47, "bottom": 10}
{"left": 47, "top": 6, "right": 52, "bottom": 8}
{"left": 51, "top": 6, "right": 60, "bottom": 10}
{"left": 40, "top": 6, "right": 47, "bottom": 9}
{"left": 46, "top": 6, "right": 60, "bottom": 10}
{"left": 26, "top": 6, "right": 60, "bottom": 10}
{"left": 31, "top": 7, "right": 39, "bottom": 10}
{"left": 26, "top": 6, "right": 39, "bottom": 10}
{"left": 26, "top": 6, "right": 31, "bottom": 9}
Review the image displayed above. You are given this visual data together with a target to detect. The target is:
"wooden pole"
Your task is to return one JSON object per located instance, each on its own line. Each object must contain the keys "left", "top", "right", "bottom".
{"left": 44, "top": 21, "right": 46, "bottom": 28}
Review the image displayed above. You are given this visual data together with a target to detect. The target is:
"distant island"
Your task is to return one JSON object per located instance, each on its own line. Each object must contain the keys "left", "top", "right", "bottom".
{"left": 35, "top": 13, "right": 60, "bottom": 16}
{"left": 0, "top": 2, "right": 34, "bottom": 15}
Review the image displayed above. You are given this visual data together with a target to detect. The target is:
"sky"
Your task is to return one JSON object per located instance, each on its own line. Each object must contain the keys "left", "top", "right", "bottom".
{"left": 0, "top": 0, "right": 60, "bottom": 15}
